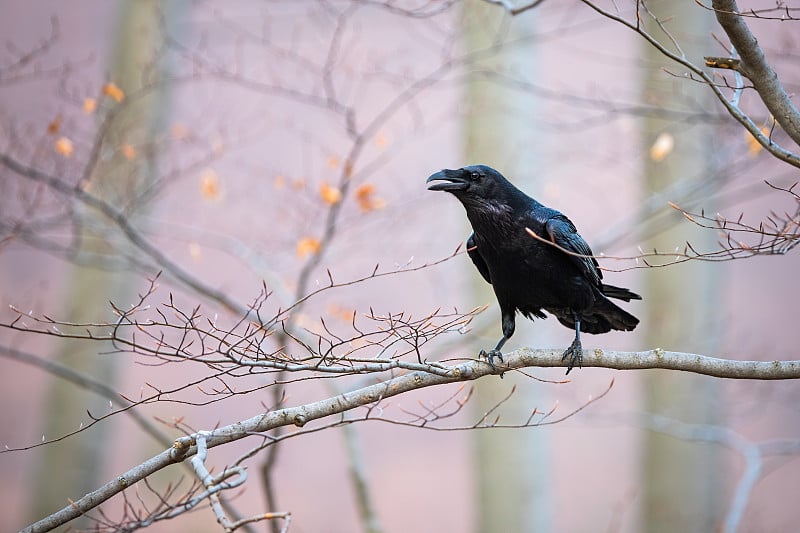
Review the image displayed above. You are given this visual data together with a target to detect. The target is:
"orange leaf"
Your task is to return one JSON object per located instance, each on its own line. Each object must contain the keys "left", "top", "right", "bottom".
{"left": 47, "top": 115, "right": 62, "bottom": 135}
{"left": 327, "top": 303, "right": 356, "bottom": 322}
{"left": 319, "top": 182, "right": 342, "bottom": 205}
{"left": 746, "top": 127, "right": 770, "bottom": 157}
{"left": 355, "top": 183, "right": 375, "bottom": 197}
{"left": 83, "top": 98, "right": 97, "bottom": 113}
{"left": 296, "top": 237, "right": 321, "bottom": 258}
{"left": 200, "top": 169, "right": 221, "bottom": 200}
{"left": 54, "top": 137, "right": 74, "bottom": 157}
{"left": 120, "top": 143, "right": 136, "bottom": 160}
{"left": 354, "top": 183, "right": 386, "bottom": 212}
{"left": 102, "top": 82, "right": 125, "bottom": 103}
{"left": 274, "top": 175, "right": 287, "bottom": 189}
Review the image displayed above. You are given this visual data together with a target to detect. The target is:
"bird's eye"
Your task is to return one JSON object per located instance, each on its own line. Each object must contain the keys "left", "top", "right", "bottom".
{"left": 470, "top": 171, "right": 481, "bottom": 181}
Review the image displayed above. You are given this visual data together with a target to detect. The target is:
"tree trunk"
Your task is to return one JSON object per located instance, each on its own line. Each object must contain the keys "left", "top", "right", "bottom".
{"left": 640, "top": 2, "right": 723, "bottom": 531}
{"left": 462, "top": 2, "right": 551, "bottom": 531}
{"left": 28, "top": 2, "right": 173, "bottom": 527}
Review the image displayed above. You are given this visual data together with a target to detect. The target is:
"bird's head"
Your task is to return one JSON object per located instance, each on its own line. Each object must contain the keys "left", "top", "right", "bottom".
{"left": 426, "top": 164, "right": 515, "bottom": 204}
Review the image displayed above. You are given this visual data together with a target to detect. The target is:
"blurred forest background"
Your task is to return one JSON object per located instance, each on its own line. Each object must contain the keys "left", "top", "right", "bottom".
{"left": 1, "top": 1, "right": 799, "bottom": 532}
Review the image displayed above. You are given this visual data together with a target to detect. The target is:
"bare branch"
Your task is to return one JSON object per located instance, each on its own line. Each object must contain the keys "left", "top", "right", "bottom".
{"left": 481, "top": 0, "right": 548, "bottom": 16}
{"left": 0, "top": 154, "right": 249, "bottom": 316}
{"left": 710, "top": 0, "right": 800, "bottom": 147}
{"left": 575, "top": 0, "right": 800, "bottom": 168}
{"left": 639, "top": 415, "right": 800, "bottom": 533}
{"left": 18, "top": 345, "right": 800, "bottom": 531}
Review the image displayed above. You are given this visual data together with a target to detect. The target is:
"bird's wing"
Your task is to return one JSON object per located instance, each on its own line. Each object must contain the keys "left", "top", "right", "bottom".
{"left": 467, "top": 232, "right": 492, "bottom": 284}
{"left": 543, "top": 215, "right": 602, "bottom": 285}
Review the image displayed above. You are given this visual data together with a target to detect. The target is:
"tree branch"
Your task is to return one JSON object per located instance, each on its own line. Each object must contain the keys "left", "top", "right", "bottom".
{"left": 711, "top": 0, "right": 800, "bottom": 147}
{"left": 637, "top": 414, "right": 800, "bottom": 533}
{"left": 501, "top": 347, "right": 800, "bottom": 379}
{"left": 20, "top": 346, "right": 800, "bottom": 532}
{"left": 0, "top": 153, "right": 249, "bottom": 316}
{"left": 574, "top": 0, "right": 800, "bottom": 168}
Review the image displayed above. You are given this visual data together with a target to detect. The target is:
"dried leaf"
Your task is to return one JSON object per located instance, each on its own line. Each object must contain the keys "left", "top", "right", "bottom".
{"left": 102, "top": 82, "right": 125, "bottom": 103}
{"left": 54, "top": 137, "right": 74, "bottom": 157}
{"left": 296, "top": 237, "right": 321, "bottom": 258}
{"left": 83, "top": 98, "right": 97, "bottom": 113}
{"left": 319, "top": 182, "right": 342, "bottom": 205}
{"left": 354, "top": 183, "right": 386, "bottom": 212}
{"left": 200, "top": 169, "right": 221, "bottom": 200}
{"left": 649, "top": 132, "right": 674, "bottom": 162}
{"left": 355, "top": 183, "right": 375, "bottom": 198}
{"left": 47, "top": 115, "right": 62, "bottom": 135}
{"left": 746, "top": 127, "right": 770, "bottom": 157}
{"left": 120, "top": 143, "right": 136, "bottom": 160}
{"left": 326, "top": 155, "right": 340, "bottom": 169}
{"left": 327, "top": 303, "right": 356, "bottom": 322}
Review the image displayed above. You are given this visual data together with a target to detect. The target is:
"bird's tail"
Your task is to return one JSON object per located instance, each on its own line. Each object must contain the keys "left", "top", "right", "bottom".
{"left": 554, "top": 290, "right": 640, "bottom": 334}
{"left": 587, "top": 296, "right": 639, "bottom": 332}
{"left": 601, "top": 284, "right": 641, "bottom": 302}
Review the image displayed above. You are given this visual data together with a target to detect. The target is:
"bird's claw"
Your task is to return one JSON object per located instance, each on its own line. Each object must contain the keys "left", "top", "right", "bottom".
{"left": 561, "top": 339, "right": 583, "bottom": 375}
{"left": 479, "top": 348, "right": 505, "bottom": 378}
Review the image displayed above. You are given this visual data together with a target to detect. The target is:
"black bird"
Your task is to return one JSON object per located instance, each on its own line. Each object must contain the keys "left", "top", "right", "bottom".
{"left": 427, "top": 164, "right": 640, "bottom": 374}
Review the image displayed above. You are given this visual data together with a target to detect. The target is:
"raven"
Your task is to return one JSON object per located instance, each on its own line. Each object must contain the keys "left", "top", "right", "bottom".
{"left": 427, "top": 164, "right": 640, "bottom": 374}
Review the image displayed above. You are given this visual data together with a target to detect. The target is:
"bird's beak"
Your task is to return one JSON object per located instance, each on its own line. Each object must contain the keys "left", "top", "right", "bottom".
{"left": 426, "top": 169, "right": 469, "bottom": 192}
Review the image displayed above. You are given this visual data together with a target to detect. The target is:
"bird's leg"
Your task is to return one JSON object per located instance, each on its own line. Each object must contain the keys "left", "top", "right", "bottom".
{"left": 479, "top": 335, "right": 507, "bottom": 371}
{"left": 561, "top": 312, "right": 583, "bottom": 374}
{"left": 479, "top": 312, "right": 514, "bottom": 376}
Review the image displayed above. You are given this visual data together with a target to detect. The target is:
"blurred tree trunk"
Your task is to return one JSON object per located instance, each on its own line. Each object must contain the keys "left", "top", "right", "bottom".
{"left": 28, "top": 1, "right": 174, "bottom": 527}
{"left": 463, "top": 2, "right": 551, "bottom": 531}
{"left": 640, "top": 2, "right": 723, "bottom": 531}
